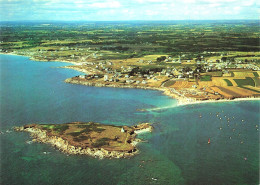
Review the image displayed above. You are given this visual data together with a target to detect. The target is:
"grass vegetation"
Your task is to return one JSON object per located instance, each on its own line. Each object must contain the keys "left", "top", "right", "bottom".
{"left": 200, "top": 75, "right": 212, "bottom": 81}
{"left": 224, "top": 79, "right": 233, "bottom": 86}
{"left": 92, "top": 138, "right": 111, "bottom": 148}
{"left": 164, "top": 80, "right": 176, "bottom": 87}
{"left": 42, "top": 124, "right": 69, "bottom": 134}
{"left": 67, "top": 122, "right": 105, "bottom": 136}
{"left": 37, "top": 122, "right": 140, "bottom": 151}
{"left": 253, "top": 72, "right": 259, "bottom": 77}
{"left": 234, "top": 77, "right": 255, "bottom": 87}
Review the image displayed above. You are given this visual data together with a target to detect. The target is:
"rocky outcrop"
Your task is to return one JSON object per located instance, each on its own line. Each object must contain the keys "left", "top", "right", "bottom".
{"left": 65, "top": 78, "right": 164, "bottom": 91}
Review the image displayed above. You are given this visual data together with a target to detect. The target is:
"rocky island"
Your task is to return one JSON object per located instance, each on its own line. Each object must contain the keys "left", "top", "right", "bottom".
{"left": 14, "top": 122, "right": 152, "bottom": 159}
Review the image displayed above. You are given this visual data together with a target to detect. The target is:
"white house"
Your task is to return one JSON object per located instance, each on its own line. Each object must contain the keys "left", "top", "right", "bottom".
{"left": 104, "top": 75, "right": 108, "bottom": 81}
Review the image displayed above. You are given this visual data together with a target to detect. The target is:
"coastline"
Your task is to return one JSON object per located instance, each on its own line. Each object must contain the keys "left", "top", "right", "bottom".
{"left": 0, "top": 52, "right": 78, "bottom": 66}
{"left": 65, "top": 77, "right": 260, "bottom": 107}
{"left": 176, "top": 97, "right": 260, "bottom": 106}
{"left": 1, "top": 52, "right": 259, "bottom": 107}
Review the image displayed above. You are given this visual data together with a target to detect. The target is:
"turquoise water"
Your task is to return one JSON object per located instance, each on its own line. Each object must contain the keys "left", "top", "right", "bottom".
{"left": 0, "top": 54, "right": 259, "bottom": 185}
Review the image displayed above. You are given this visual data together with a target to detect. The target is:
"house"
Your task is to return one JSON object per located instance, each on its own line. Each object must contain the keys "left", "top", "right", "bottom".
{"left": 161, "top": 69, "right": 166, "bottom": 75}
{"left": 191, "top": 91, "right": 197, "bottom": 95}
{"left": 79, "top": 75, "right": 85, "bottom": 79}
{"left": 104, "top": 75, "right": 108, "bottom": 81}
{"left": 178, "top": 74, "right": 183, "bottom": 79}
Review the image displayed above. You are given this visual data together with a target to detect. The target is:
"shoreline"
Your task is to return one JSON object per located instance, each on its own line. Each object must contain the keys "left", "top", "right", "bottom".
{"left": 176, "top": 97, "right": 260, "bottom": 106}
{"left": 1, "top": 52, "right": 259, "bottom": 106}
{"left": 65, "top": 77, "right": 260, "bottom": 107}
{"left": 0, "top": 52, "right": 78, "bottom": 66}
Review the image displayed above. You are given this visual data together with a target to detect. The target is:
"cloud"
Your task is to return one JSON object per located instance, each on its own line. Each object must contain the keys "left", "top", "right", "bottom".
{"left": 145, "top": 10, "right": 159, "bottom": 16}
{"left": 0, "top": 0, "right": 258, "bottom": 21}
{"left": 208, "top": 3, "right": 222, "bottom": 8}
{"left": 182, "top": 0, "right": 196, "bottom": 3}
{"left": 89, "top": 1, "right": 121, "bottom": 8}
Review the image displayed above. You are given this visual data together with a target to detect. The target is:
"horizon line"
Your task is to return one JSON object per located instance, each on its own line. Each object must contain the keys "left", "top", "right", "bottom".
{"left": 0, "top": 19, "right": 259, "bottom": 22}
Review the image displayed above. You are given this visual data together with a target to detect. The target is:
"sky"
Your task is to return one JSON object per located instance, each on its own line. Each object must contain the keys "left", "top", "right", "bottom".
{"left": 0, "top": 0, "right": 259, "bottom": 21}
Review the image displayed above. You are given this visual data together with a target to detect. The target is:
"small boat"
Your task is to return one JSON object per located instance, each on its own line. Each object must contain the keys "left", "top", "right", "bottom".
{"left": 26, "top": 140, "right": 33, "bottom": 144}
{"left": 208, "top": 138, "right": 211, "bottom": 144}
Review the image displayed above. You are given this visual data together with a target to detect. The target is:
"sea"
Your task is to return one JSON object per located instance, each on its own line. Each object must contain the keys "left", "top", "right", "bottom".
{"left": 0, "top": 54, "right": 259, "bottom": 185}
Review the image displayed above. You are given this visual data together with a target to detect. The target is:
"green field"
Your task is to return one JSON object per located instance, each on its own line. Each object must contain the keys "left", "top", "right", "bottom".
{"left": 253, "top": 72, "right": 259, "bottom": 77}
{"left": 200, "top": 75, "right": 212, "bottom": 81}
{"left": 234, "top": 77, "right": 255, "bottom": 87}
{"left": 164, "top": 80, "right": 176, "bottom": 87}
{"left": 224, "top": 79, "right": 233, "bottom": 86}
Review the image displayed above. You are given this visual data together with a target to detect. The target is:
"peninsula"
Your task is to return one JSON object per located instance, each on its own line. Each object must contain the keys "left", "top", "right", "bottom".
{"left": 14, "top": 122, "right": 153, "bottom": 159}
{"left": 1, "top": 21, "right": 259, "bottom": 105}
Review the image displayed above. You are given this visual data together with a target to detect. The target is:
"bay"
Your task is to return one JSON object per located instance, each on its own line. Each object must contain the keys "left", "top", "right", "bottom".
{"left": 0, "top": 54, "right": 259, "bottom": 185}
